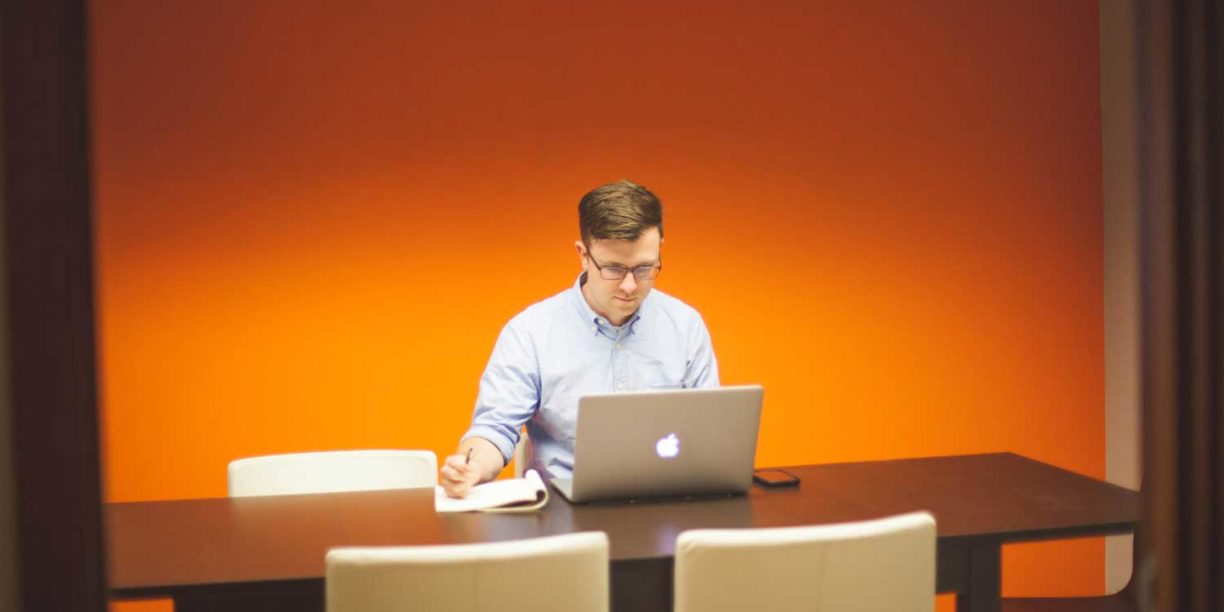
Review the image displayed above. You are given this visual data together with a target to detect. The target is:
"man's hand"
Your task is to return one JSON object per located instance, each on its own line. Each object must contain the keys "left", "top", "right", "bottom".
{"left": 439, "top": 437, "right": 502, "bottom": 498}
{"left": 440, "top": 454, "right": 481, "bottom": 498}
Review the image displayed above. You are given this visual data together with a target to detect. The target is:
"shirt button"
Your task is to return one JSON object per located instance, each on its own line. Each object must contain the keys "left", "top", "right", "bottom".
{"left": 615, "top": 343, "right": 621, "bottom": 349}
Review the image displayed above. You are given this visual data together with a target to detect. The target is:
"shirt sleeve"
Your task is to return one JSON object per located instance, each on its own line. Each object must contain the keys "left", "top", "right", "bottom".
{"left": 684, "top": 311, "right": 720, "bottom": 388}
{"left": 461, "top": 319, "right": 541, "bottom": 464}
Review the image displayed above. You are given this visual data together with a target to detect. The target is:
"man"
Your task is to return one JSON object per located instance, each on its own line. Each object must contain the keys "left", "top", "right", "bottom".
{"left": 440, "top": 180, "right": 719, "bottom": 498}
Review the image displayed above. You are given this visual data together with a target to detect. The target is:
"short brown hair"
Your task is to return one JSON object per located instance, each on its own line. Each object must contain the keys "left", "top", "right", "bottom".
{"left": 578, "top": 180, "right": 664, "bottom": 245}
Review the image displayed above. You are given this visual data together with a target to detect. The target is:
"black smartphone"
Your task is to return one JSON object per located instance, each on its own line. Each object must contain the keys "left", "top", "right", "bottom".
{"left": 752, "top": 469, "right": 800, "bottom": 487}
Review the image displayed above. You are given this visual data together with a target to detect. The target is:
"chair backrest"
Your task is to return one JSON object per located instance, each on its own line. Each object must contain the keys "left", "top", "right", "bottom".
{"left": 675, "top": 511, "right": 936, "bottom": 612}
{"left": 513, "top": 427, "right": 531, "bottom": 478}
{"left": 326, "top": 531, "right": 609, "bottom": 612}
{"left": 227, "top": 450, "right": 437, "bottom": 497}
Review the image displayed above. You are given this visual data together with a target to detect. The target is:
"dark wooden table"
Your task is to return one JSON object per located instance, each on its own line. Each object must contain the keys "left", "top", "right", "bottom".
{"left": 107, "top": 452, "right": 1138, "bottom": 612}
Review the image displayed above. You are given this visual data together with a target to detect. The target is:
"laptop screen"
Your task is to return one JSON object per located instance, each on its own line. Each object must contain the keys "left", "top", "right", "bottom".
{"left": 554, "top": 385, "right": 763, "bottom": 503}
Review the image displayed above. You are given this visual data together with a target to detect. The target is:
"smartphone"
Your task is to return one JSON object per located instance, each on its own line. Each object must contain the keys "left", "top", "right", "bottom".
{"left": 752, "top": 469, "right": 800, "bottom": 487}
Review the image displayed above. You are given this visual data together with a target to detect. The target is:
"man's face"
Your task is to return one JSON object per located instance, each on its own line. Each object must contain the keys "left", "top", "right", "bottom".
{"left": 576, "top": 226, "right": 662, "bottom": 327}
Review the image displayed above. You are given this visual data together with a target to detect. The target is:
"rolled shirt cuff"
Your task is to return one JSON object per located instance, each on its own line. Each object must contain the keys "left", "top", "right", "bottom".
{"left": 461, "top": 424, "right": 518, "bottom": 465}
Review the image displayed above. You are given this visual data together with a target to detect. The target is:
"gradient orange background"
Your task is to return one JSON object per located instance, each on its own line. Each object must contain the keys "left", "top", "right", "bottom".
{"left": 91, "top": 1, "right": 1104, "bottom": 609}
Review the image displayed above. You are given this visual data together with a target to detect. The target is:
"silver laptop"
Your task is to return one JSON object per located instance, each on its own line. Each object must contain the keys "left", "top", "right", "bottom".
{"left": 550, "top": 385, "right": 763, "bottom": 503}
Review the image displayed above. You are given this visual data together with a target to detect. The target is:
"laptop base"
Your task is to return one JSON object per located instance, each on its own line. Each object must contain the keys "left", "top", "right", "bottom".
{"left": 550, "top": 477, "right": 743, "bottom": 505}
{"left": 550, "top": 478, "right": 575, "bottom": 501}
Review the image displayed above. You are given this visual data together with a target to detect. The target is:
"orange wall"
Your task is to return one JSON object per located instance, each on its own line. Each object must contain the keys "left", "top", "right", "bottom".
{"left": 91, "top": 0, "right": 1105, "bottom": 603}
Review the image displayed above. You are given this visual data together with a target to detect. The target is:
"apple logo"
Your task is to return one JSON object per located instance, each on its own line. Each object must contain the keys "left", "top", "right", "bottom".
{"left": 656, "top": 433, "right": 680, "bottom": 459}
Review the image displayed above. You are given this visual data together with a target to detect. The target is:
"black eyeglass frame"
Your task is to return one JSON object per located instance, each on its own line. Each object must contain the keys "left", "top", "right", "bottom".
{"left": 585, "top": 253, "right": 663, "bottom": 282}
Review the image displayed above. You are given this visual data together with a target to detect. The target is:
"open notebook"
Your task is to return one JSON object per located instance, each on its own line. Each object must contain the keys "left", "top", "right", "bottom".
{"left": 434, "top": 469, "right": 549, "bottom": 513}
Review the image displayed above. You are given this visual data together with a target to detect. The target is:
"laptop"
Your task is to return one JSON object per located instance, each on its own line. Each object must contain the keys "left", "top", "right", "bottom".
{"left": 549, "top": 385, "right": 763, "bottom": 503}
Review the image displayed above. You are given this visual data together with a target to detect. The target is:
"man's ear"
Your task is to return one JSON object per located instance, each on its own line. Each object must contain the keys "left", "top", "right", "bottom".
{"left": 575, "top": 240, "right": 587, "bottom": 266}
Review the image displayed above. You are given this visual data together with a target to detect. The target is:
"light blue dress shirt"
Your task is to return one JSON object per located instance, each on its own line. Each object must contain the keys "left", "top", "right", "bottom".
{"left": 462, "top": 273, "right": 720, "bottom": 480}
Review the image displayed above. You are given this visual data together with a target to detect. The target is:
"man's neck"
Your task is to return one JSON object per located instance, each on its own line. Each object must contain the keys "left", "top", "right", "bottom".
{"left": 580, "top": 278, "right": 632, "bottom": 327}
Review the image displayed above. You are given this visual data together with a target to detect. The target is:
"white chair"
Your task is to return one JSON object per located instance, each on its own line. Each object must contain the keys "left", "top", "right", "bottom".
{"left": 227, "top": 449, "right": 437, "bottom": 497}
{"left": 513, "top": 427, "right": 531, "bottom": 478}
{"left": 674, "top": 511, "right": 936, "bottom": 612}
{"left": 326, "top": 531, "right": 609, "bottom": 612}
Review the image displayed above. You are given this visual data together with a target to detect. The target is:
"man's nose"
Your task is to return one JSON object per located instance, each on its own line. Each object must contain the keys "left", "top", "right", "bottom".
{"left": 619, "top": 273, "right": 638, "bottom": 292}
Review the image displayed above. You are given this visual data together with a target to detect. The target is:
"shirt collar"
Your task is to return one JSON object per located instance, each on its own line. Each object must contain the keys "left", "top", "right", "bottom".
{"left": 571, "top": 272, "right": 645, "bottom": 335}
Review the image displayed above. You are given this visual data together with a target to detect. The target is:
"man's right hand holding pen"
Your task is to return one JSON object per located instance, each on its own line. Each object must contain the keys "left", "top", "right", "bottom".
{"left": 440, "top": 437, "right": 502, "bottom": 498}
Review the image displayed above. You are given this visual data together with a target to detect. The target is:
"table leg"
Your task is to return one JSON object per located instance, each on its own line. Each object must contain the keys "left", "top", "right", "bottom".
{"left": 174, "top": 580, "right": 324, "bottom": 612}
{"left": 611, "top": 557, "right": 671, "bottom": 612}
{"left": 959, "top": 542, "right": 1002, "bottom": 612}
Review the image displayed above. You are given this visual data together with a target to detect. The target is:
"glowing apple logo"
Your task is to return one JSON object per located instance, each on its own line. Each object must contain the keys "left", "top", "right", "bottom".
{"left": 656, "top": 433, "right": 680, "bottom": 459}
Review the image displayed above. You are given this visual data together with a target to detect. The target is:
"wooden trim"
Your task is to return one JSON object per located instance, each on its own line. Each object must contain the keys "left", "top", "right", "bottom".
{"left": 1138, "top": 0, "right": 1224, "bottom": 609}
{"left": 0, "top": 0, "right": 107, "bottom": 610}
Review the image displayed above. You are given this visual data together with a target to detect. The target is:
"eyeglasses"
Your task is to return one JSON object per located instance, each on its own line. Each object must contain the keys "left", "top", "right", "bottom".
{"left": 586, "top": 253, "right": 662, "bottom": 282}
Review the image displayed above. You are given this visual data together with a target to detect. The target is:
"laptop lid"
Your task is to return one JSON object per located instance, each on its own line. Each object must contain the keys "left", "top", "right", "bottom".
{"left": 553, "top": 385, "right": 763, "bottom": 503}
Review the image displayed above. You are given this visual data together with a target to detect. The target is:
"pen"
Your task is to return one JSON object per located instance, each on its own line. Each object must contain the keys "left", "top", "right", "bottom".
{"left": 465, "top": 448, "right": 473, "bottom": 466}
